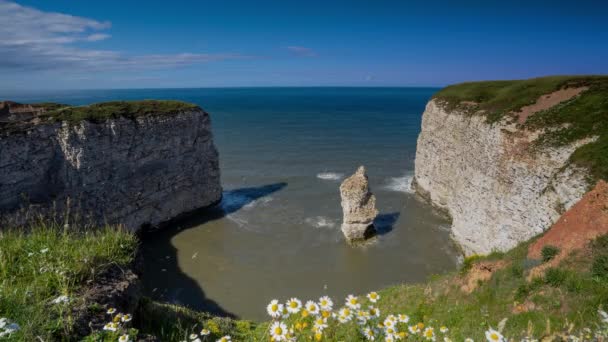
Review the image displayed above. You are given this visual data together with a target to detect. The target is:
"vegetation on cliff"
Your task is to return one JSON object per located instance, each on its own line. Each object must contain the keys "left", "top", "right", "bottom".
{"left": 43, "top": 100, "right": 200, "bottom": 123}
{"left": 0, "top": 223, "right": 137, "bottom": 341}
{"left": 433, "top": 75, "right": 608, "bottom": 183}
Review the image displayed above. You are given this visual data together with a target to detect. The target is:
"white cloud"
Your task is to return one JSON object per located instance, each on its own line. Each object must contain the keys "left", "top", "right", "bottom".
{"left": 0, "top": 1, "right": 246, "bottom": 73}
{"left": 286, "top": 46, "right": 317, "bottom": 57}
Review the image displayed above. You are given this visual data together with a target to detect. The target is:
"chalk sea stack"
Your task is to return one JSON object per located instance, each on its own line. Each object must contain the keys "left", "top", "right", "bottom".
{"left": 339, "top": 166, "right": 378, "bottom": 242}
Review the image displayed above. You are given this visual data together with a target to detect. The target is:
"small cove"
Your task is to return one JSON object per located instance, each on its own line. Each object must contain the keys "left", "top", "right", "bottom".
{"left": 10, "top": 87, "right": 460, "bottom": 321}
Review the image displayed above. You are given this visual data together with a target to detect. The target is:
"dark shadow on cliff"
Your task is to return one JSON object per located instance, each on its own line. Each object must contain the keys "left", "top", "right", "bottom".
{"left": 139, "top": 182, "right": 287, "bottom": 319}
{"left": 374, "top": 212, "right": 400, "bottom": 235}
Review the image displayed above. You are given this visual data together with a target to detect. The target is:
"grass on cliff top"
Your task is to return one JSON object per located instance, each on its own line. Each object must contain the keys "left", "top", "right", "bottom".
{"left": 42, "top": 100, "right": 200, "bottom": 123}
{"left": 0, "top": 223, "right": 137, "bottom": 341}
{"left": 433, "top": 75, "right": 608, "bottom": 182}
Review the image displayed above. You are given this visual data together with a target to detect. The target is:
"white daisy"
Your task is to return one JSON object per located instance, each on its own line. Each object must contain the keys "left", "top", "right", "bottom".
{"left": 408, "top": 325, "right": 420, "bottom": 334}
{"left": 190, "top": 333, "right": 198, "bottom": 340}
{"left": 485, "top": 328, "right": 504, "bottom": 342}
{"left": 200, "top": 328, "right": 210, "bottom": 336}
{"left": 398, "top": 314, "right": 409, "bottom": 323}
{"left": 103, "top": 322, "right": 118, "bottom": 332}
{"left": 465, "top": 338, "right": 474, "bottom": 342}
{"left": 121, "top": 314, "right": 132, "bottom": 323}
{"left": 369, "top": 306, "right": 381, "bottom": 318}
{"left": 118, "top": 334, "right": 130, "bottom": 342}
{"left": 383, "top": 317, "right": 396, "bottom": 329}
{"left": 216, "top": 336, "right": 231, "bottom": 342}
{"left": 440, "top": 326, "right": 449, "bottom": 334}
{"left": 270, "top": 321, "right": 288, "bottom": 341}
{"left": 319, "top": 296, "right": 333, "bottom": 311}
{"left": 599, "top": 309, "right": 608, "bottom": 324}
{"left": 423, "top": 327, "right": 435, "bottom": 341}
{"left": 266, "top": 299, "right": 283, "bottom": 318}
{"left": 362, "top": 327, "right": 376, "bottom": 340}
{"left": 313, "top": 317, "right": 328, "bottom": 331}
{"left": 286, "top": 298, "right": 302, "bottom": 314}
{"left": 106, "top": 307, "right": 117, "bottom": 315}
{"left": 305, "top": 300, "right": 320, "bottom": 315}
{"left": 367, "top": 291, "right": 380, "bottom": 303}
{"left": 345, "top": 294, "right": 361, "bottom": 309}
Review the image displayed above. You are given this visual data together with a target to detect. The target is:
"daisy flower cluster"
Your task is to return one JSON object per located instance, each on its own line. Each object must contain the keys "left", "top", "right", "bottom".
{"left": 264, "top": 291, "right": 457, "bottom": 342}
{"left": 0, "top": 317, "right": 20, "bottom": 338}
{"left": 179, "top": 327, "right": 225, "bottom": 342}
{"left": 100, "top": 307, "right": 134, "bottom": 342}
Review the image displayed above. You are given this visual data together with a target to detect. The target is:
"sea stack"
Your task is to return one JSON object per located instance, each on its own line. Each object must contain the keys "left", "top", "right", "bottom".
{"left": 339, "top": 166, "right": 378, "bottom": 242}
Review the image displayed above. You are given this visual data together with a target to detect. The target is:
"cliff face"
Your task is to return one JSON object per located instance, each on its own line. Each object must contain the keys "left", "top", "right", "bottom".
{"left": 0, "top": 101, "right": 221, "bottom": 230}
{"left": 414, "top": 99, "right": 592, "bottom": 255}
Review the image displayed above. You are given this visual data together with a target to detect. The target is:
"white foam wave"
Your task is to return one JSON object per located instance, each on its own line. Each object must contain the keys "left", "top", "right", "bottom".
{"left": 383, "top": 174, "right": 415, "bottom": 193}
{"left": 316, "top": 172, "right": 344, "bottom": 181}
{"left": 243, "top": 196, "right": 274, "bottom": 210}
{"left": 305, "top": 216, "right": 336, "bottom": 229}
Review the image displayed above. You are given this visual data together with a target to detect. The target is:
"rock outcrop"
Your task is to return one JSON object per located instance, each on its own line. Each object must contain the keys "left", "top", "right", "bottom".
{"left": 414, "top": 99, "right": 592, "bottom": 255}
{"left": 0, "top": 100, "right": 222, "bottom": 230}
{"left": 340, "top": 166, "right": 378, "bottom": 242}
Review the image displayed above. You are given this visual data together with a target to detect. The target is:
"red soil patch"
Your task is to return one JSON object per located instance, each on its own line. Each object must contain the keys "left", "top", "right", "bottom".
{"left": 527, "top": 180, "right": 608, "bottom": 278}
{"left": 515, "top": 87, "right": 588, "bottom": 124}
{"left": 460, "top": 260, "right": 508, "bottom": 293}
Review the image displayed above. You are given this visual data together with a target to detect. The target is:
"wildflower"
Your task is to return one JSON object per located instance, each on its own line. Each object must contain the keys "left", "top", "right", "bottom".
{"left": 270, "top": 321, "right": 288, "bottom": 341}
{"left": 40, "top": 248, "right": 49, "bottom": 254}
{"left": 444, "top": 338, "right": 452, "bottom": 342}
{"left": 286, "top": 298, "right": 302, "bottom": 314}
{"left": 440, "top": 326, "right": 449, "bottom": 334}
{"left": 398, "top": 332, "right": 408, "bottom": 339}
{"left": 423, "top": 327, "right": 435, "bottom": 341}
{"left": 369, "top": 306, "right": 381, "bottom": 318}
{"left": 113, "top": 314, "right": 123, "bottom": 323}
{"left": 346, "top": 294, "right": 361, "bottom": 309}
{"left": 338, "top": 307, "right": 352, "bottom": 320}
{"left": 385, "top": 335, "right": 395, "bottom": 342}
{"left": 385, "top": 326, "right": 398, "bottom": 337}
{"left": 314, "top": 331, "right": 323, "bottom": 341}
{"left": 383, "top": 317, "right": 396, "bottom": 329}
{"left": 190, "top": 333, "right": 199, "bottom": 340}
{"left": 418, "top": 322, "right": 425, "bottom": 330}
{"left": 485, "top": 328, "right": 504, "bottom": 342}
{"left": 103, "top": 322, "right": 118, "bottom": 332}
{"left": 107, "top": 307, "right": 117, "bottom": 315}
{"left": 319, "top": 296, "right": 333, "bottom": 311}
{"left": 465, "top": 338, "right": 474, "bottom": 342}
{"left": 367, "top": 291, "right": 380, "bottom": 303}
{"left": 408, "top": 325, "right": 420, "bottom": 334}
{"left": 216, "top": 336, "right": 231, "bottom": 342}
{"left": 51, "top": 295, "right": 70, "bottom": 304}
{"left": 201, "top": 328, "right": 210, "bottom": 336}
{"left": 267, "top": 299, "right": 283, "bottom": 318}
{"left": 600, "top": 309, "right": 608, "bottom": 324}
{"left": 121, "top": 314, "right": 132, "bottom": 322}
{"left": 363, "top": 327, "right": 376, "bottom": 340}
{"left": 313, "top": 317, "right": 328, "bottom": 331}
{"left": 118, "top": 335, "right": 130, "bottom": 342}
{"left": 397, "top": 314, "right": 409, "bottom": 323}
{"left": 305, "top": 300, "right": 320, "bottom": 315}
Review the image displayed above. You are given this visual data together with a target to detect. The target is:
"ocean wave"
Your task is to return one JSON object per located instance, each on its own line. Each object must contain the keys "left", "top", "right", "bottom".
{"left": 305, "top": 216, "right": 337, "bottom": 229}
{"left": 316, "top": 172, "right": 344, "bottom": 181}
{"left": 383, "top": 174, "right": 414, "bottom": 193}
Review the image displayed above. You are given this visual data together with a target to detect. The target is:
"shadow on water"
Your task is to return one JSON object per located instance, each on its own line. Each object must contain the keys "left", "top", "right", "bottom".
{"left": 140, "top": 182, "right": 287, "bottom": 318}
{"left": 374, "top": 212, "right": 400, "bottom": 235}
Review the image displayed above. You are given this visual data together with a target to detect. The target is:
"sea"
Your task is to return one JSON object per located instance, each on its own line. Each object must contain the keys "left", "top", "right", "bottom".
{"left": 6, "top": 87, "right": 459, "bottom": 321}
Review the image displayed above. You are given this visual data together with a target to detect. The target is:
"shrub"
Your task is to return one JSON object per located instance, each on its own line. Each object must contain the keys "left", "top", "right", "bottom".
{"left": 541, "top": 245, "right": 560, "bottom": 262}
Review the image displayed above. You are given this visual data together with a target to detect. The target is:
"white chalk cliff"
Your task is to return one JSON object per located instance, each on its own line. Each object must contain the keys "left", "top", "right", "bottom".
{"left": 414, "top": 99, "right": 593, "bottom": 255}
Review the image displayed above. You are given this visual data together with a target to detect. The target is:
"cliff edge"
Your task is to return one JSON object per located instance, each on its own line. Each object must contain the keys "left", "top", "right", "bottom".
{"left": 414, "top": 76, "right": 608, "bottom": 255}
{"left": 0, "top": 100, "right": 222, "bottom": 230}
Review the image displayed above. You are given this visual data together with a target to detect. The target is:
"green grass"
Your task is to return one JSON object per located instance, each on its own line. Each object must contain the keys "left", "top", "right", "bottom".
{"left": 41, "top": 100, "right": 200, "bottom": 124}
{"left": 433, "top": 75, "right": 608, "bottom": 182}
{"left": 0, "top": 223, "right": 137, "bottom": 341}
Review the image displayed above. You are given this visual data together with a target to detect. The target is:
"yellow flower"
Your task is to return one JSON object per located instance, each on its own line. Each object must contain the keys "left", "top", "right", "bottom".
{"left": 302, "top": 309, "right": 309, "bottom": 318}
{"left": 314, "top": 332, "right": 322, "bottom": 341}
{"left": 418, "top": 323, "right": 425, "bottom": 330}
{"left": 321, "top": 310, "right": 331, "bottom": 318}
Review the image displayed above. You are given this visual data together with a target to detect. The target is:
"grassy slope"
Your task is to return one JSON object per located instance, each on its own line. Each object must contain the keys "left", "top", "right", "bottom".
{"left": 433, "top": 75, "right": 608, "bottom": 182}
{"left": 0, "top": 224, "right": 137, "bottom": 341}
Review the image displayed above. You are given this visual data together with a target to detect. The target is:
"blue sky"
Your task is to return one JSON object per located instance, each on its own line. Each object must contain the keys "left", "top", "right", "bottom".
{"left": 1, "top": 0, "right": 607, "bottom": 90}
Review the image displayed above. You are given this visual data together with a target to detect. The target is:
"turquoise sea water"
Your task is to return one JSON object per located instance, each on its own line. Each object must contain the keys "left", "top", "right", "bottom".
{"left": 7, "top": 88, "right": 459, "bottom": 320}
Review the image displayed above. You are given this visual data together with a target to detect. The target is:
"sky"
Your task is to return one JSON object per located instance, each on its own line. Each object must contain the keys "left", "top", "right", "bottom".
{"left": 1, "top": 0, "right": 607, "bottom": 90}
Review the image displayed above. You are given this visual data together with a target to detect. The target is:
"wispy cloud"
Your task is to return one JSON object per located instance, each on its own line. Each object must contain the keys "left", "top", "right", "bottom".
{"left": 286, "top": 46, "right": 317, "bottom": 57}
{"left": 0, "top": 0, "right": 246, "bottom": 73}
